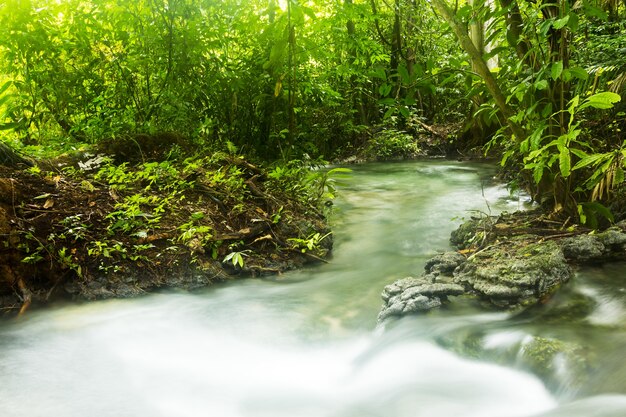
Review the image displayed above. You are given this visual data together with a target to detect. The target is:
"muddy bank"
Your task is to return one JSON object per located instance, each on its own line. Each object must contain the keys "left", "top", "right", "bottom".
{"left": 0, "top": 154, "right": 332, "bottom": 314}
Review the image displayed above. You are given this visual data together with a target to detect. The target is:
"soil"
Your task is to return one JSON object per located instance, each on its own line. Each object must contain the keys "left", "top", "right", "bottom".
{"left": 0, "top": 154, "right": 331, "bottom": 315}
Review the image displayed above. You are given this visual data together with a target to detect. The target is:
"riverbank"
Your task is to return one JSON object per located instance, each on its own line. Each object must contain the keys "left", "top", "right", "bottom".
{"left": 0, "top": 153, "right": 333, "bottom": 314}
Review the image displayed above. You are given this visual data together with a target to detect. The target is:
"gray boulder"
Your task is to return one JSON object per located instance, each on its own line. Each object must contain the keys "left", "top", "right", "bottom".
{"left": 378, "top": 241, "right": 572, "bottom": 322}
{"left": 561, "top": 225, "right": 626, "bottom": 262}
{"left": 561, "top": 234, "right": 605, "bottom": 262}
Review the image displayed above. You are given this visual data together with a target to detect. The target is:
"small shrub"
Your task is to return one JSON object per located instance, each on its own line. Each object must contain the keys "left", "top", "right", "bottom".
{"left": 365, "top": 129, "right": 419, "bottom": 159}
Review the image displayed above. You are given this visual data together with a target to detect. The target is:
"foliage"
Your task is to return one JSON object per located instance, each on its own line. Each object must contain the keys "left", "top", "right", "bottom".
{"left": 0, "top": 0, "right": 625, "bottom": 227}
{"left": 0, "top": 0, "right": 475, "bottom": 161}
{"left": 288, "top": 232, "right": 331, "bottom": 253}
{"left": 364, "top": 127, "right": 420, "bottom": 159}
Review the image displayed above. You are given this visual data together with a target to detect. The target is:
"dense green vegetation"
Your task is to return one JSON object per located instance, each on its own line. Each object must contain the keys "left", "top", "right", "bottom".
{"left": 0, "top": 0, "right": 625, "bottom": 224}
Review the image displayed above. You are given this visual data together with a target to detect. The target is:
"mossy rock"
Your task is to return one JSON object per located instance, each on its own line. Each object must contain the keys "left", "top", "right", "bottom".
{"left": 455, "top": 240, "right": 572, "bottom": 308}
{"left": 521, "top": 336, "right": 592, "bottom": 391}
{"left": 450, "top": 216, "right": 495, "bottom": 249}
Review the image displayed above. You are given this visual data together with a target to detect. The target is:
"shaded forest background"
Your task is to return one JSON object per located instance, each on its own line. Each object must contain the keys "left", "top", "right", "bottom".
{"left": 0, "top": 0, "right": 626, "bottom": 221}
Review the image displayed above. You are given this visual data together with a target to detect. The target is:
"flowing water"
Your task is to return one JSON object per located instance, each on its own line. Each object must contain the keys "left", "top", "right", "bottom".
{"left": 1, "top": 160, "right": 625, "bottom": 417}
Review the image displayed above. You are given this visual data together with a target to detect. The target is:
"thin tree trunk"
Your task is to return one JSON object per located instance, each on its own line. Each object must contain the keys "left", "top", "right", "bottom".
{"left": 345, "top": 0, "right": 368, "bottom": 126}
{"left": 430, "top": 0, "right": 526, "bottom": 141}
{"left": 287, "top": 0, "right": 296, "bottom": 153}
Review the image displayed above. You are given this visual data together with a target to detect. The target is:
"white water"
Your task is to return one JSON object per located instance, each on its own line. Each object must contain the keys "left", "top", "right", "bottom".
{"left": 1, "top": 161, "right": 624, "bottom": 417}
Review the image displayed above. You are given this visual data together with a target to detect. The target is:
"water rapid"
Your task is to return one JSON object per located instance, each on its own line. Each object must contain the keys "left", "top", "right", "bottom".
{"left": 1, "top": 160, "right": 624, "bottom": 417}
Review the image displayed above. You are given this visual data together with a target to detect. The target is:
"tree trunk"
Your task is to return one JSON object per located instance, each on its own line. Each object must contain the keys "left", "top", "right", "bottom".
{"left": 345, "top": 0, "right": 368, "bottom": 127}
{"left": 430, "top": 0, "right": 526, "bottom": 140}
{"left": 498, "top": 0, "right": 536, "bottom": 69}
{"left": 0, "top": 142, "right": 33, "bottom": 168}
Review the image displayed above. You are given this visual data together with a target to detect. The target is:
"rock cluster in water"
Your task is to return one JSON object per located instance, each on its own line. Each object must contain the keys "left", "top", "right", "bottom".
{"left": 378, "top": 214, "right": 626, "bottom": 322}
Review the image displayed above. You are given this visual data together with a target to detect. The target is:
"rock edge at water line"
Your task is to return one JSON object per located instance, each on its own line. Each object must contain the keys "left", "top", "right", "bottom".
{"left": 378, "top": 211, "right": 626, "bottom": 322}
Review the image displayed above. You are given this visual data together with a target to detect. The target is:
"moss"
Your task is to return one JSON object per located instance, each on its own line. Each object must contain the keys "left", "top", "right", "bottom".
{"left": 521, "top": 336, "right": 592, "bottom": 391}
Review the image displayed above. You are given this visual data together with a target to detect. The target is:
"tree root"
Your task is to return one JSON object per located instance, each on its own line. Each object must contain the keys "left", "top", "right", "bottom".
{"left": 15, "top": 276, "right": 33, "bottom": 316}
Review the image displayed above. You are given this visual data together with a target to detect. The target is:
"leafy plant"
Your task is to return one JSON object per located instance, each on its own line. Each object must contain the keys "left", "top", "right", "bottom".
{"left": 288, "top": 232, "right": 331, "bottom": 253}
{"left": 223, "top": 250, "right": 249, "bottom": 268}
{"left": 365, "top": 129, "right": 419, "bottom": 159}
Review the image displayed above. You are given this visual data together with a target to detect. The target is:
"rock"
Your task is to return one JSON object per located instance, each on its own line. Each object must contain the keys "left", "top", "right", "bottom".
{"left": 378, "top": 240, "right": 572, "bottom": 322}
{"left": 597, "top": 226, "right": 626, "bottom": 247}
{"left": 403, "top": 295, "right": 442, "bottom": 314}
{"left": 520, "top": 336, "right": 591, "bottom": 390}
{"left": 378, "top": 293, "right": 443, "bottom": 321}
{"left": 455, "top": 240, "right": 571, "bottom": 308}
{"left": 378, "top": 213, "right": 626, "bottom": 323}
{"left": 560, "top": 226, "right": 626, "bottom": 262}
{"left": 425, "top": 251, "right": 466, "bottom": 274}
{"left": 378, "top": 253, "right": 468, "bottom": 321}
{"left": 450, "top": 217, "right": 494, "bottom": 249}
{"left": 561, "top": 235, "right": 605, "bottom": 262}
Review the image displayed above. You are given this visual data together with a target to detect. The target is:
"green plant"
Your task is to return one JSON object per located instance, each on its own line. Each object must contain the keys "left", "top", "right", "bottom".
{"left": 524, "top": 92, "right": 621, "bottom": 181}
{"left": 207, "top": 166, "right": 248, "bottom": 201}
{"left": 521, "top": 91, "right": 621, "bottom": 219}
{"left": 88, "top": 240, "right": 126, "bottom": 258}
{"left": 57, "top": 247, "right": 82, "bottom": 277}
{"left": 307, "top": 167, "right": 352, "bottom": 202}
{"left": 57, "top": 214, "right": 90, "bottom": 241}
{"left": 365, "top": 129, "right": 419, "bottom": 159}
{"left": 223, "top": 250, "right": 249, "bottom": 268}
{"left": 19, "top": 232, "right": 45, "bottom": 264}
{"left": 288, "top": 232, "right": 331, "bottom": 253}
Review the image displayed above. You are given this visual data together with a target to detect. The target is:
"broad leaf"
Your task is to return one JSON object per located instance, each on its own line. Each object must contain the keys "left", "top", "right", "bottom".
{"left": 553, "top": 15, "right": 570, "bottom": 30}
{"left": 551, "top": 61, "right": 563, "bottom": 80}
{"left": 581, "top": 92, "right": 622, "bottom": 110}
{"left": 569, "top": 66, "right": 589, "bottom": 81}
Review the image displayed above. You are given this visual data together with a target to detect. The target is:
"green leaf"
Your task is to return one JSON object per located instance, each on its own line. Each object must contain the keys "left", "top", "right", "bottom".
{"left": 570, "top": 148, "right": 588, "bottom": 159}
{"left": 582, "top": 202, "right": 614, "bottom": 223}
{"left": 379, "top": 83, "right": 392, "bottom": 97}
{"left": 572, "top": 152, "right": 610, "bottom": 170}
{"left": 520, "top": 139, "right": 530, "bottom": 154}
{"left": 541, "top": 103, "right": 553, "bottom": 118}
{"left": 568, "top": 66, "right": 589, "bottom": 81}
{"left": 0, "top": 95, "right": 11, "bottom": 107}
{"left": 553, "top": 15, "right": 570, "bottom": 30}
{"left": 559, "top": 147, "right": 571, "bottom": 177}
{"left": 581, "top": 92, "right": 622, "bottom": 110}
{"left": 577, "top": 204, "right": 587, "bottom": 225}
{"left": 568, "top": 95, "right": 580, "bottom": 114}
{"left": 371, "top": 68, "right": 387, "bottom": 81}
{"left": 567, "top": 12, "right": 579, "bottom": 31}
{"left": 378, "top": 98, "right": 395, "bottom": 106}
{"left": 551, "top": 61, "right": 563, "bottom": 80}
{"left": 582, "top": 1, "right": 608, "bottom": 20}
{"left": 533, "top": 165, "right": 544, "bottom": 184}
{"left": 327, "top": 167, "right": 352, "bottom": 175}
{"left": 397, "top": 64, "right": 410, "bottom": 84}
{"left": 535, "top": 79, "right": 549, "bottom": 90}
{"left": 501, "top": 149, "right": 515, "bottom": 166}
{"left": 0, "top": 122, "right": 21, "bottom": 131}
{"left": 0, "top": 81, "right": 12, "bottom": 96}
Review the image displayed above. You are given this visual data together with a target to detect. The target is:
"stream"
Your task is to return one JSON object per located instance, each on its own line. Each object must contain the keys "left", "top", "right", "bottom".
{"left": 1, "top": 160, "right": 625, "bottom": 417}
